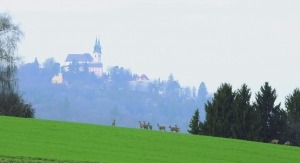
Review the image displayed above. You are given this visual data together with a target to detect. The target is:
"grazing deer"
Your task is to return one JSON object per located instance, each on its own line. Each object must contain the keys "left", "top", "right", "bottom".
{"left": 284, "top": 141, "right": 291, "bottom": 145}
{"left": 139, "top": 121, "right": 144, "bottom": 129}
{"left": 112, "top": 119, "right": 116, "bottom": 126}
{"left": 174, "top": 125, "right": 180, "bottom": 133}
{"left": 271, "top": 139, "right": 279, "bottom": 144}
{"left": 169, "top": 125, "right": 177, "bottom": 133}
{"left": 143, "top": 121, "right": 149, "bottom": 129}
{"left": 148, "top": 123, "right": 152, "bottom": 130}
{"left": 157, "top": 124, "right": 166, "bottom": 131}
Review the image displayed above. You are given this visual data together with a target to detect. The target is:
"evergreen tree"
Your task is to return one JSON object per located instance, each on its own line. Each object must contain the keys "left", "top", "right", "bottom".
{"left": 254, "top": 82, "right": 286, "bottom": 142}
{"left": 197, "top": 82, "right": 208, "bottom": 117}
{"left": 188, "top": 108, "right": 202, "bottom": 134}
{"left": 203, "top": 83, "right": 235, "bottom": 138}
{"left": 285, "top": 88, "right": 300, "bottom": 145}
{"left": 165, "top": 74, "right": 180, "bottom": 98}
{"left": 202, "top": 101, "right": 213, "bottom": 135}
{"left": 232, "top": 84, "right": 259, "bottom": 140}
{"left": 198, "top": 82, "right": 208, "bottom": 103}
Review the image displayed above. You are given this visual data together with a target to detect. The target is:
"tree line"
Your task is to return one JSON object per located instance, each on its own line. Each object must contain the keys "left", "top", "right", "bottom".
{"left": 189, "top": 82, "right": 300, "bottom": 146}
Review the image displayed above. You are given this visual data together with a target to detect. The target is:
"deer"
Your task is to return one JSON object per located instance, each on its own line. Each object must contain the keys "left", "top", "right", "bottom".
{"left": 271, "top": 139, "right": 279, "bottom": 144}
{"left": 112, "top": 119, "right": 116, "bottom": 126}
{"left": 138, "top": 121, "right": 144, "bottom": 129}
{"left": 174, "top": 125, "right": 180, "bottom": 133}
{"left": 169, "top": 125, "right": 180, "bottom": 133}
{"left": 157, "top": 124, "right": 166, "bottom": 131}
{"left": 143, "top": 121, "right": 149, "bottom": 129}
{"left": 169, "top": 125, "right": 178, "bottom": 133}
{"left": 148, "top": 122, "right": 152, "bottom": 130}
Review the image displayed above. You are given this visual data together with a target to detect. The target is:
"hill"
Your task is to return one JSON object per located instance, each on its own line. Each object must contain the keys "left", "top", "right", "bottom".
{"left": 18, "top": 62, "right": 209, "bottom": 132}
{"left": 0, "top": 116, "right": 299, "bottom": 162}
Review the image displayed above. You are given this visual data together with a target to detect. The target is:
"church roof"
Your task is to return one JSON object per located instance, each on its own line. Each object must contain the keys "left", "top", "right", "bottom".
{"left": 65, "top": 53, "right": 93, "bottom": 62}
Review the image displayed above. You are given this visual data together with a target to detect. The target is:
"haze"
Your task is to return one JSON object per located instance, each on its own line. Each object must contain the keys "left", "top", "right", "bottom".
{"left": 1, "top": 0, "right": 300, "bottom": 104}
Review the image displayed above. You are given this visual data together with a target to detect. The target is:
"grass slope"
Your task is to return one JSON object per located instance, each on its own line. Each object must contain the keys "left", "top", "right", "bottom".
{"left": 0, "top": 116, "right": 300, "bottom": 163}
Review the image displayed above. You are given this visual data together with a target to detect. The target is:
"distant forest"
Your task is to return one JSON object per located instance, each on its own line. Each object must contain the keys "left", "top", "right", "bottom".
{"left": 18, "top": 58, "right": 211, "bottom": 132}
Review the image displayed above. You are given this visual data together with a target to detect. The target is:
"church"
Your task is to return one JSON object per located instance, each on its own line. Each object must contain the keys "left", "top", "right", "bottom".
{"left": 64, "top": 37, "right": 103, "bottom": 76}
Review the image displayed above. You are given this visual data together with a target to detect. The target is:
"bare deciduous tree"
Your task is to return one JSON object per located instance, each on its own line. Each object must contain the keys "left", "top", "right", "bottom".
{"left": 0, "top": 12, "right": 23, "bottom": 93}
{"left": 0, "top": 12, "right": 34, "bottom": 118}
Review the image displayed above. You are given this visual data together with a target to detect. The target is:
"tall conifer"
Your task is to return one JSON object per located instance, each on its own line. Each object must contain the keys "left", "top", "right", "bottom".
{"left": 285, "top": 88, "right": 300, "bottom": 145}
{"left": 254, "top": 82, "right": 286, "bottom": 142}
{"left": 203, "top": 83, "right": 235, "bottom": 137}
{"left": 188, "top": 108, "right": 202, "bottom": 134}
{"left": 232, "top": 84, "right": 259, "bottom": 140}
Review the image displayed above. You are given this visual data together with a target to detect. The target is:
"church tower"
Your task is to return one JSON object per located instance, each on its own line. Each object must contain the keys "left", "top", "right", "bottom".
{"left": 93, "top": 37, "right": 102, "bottom": 63}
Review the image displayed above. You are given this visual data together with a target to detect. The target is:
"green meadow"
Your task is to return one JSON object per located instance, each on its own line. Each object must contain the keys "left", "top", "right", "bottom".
{"left": 0, "top": 116, "right": 299, "bottom": 162}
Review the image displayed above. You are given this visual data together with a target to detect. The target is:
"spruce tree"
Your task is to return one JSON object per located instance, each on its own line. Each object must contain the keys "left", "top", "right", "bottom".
{"left": 285, "top": 88, "right": 300, "bottom": 145}
{"left": 232, "top": 84, "right": 259, "bottom": 140}
{"left": 188, "top": 108, "right": 202, "bottom": 134}
{"left": 254, "top": 82, "right": 286, "bottom": 142}
{"left": 203, "top": 83, "right": 235, "bottom": 138}
{"left": 197, "top": 82, "right": 208, "bottom": 104}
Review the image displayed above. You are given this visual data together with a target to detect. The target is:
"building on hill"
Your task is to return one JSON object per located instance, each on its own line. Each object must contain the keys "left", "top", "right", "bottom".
{"left": 64, "top": 37, "right": 103, "bottom": 76}
{"left": 129, "top": 74, "right": 151, "bottom": 91}
{"left": 65, "top": 53, "right": 93, "bottom": 65}
{"left": 52, "top": 73, "right": 63, "bottom": 84}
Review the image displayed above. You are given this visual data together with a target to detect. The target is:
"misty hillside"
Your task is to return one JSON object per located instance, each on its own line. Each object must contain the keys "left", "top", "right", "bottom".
{"left": 17, "top": 59, "right": 210, "bottom": 132}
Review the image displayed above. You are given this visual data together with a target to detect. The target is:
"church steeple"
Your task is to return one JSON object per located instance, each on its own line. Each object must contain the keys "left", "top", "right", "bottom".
{"left": 93, "top": 37, "right": 102, "bottom": 54}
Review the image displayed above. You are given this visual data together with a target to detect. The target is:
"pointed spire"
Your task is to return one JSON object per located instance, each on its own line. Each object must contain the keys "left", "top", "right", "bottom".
{"left": 93, "top": 36, "right": 102, "bottom": 54}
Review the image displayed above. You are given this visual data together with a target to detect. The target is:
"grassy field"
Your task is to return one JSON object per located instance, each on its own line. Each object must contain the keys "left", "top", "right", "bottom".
{"left": 0, "top": 116, "right": 300, "bottom": 162}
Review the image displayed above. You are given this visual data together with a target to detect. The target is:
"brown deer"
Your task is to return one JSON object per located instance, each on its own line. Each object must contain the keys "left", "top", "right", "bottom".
{"left": 148, "top": 122, "right": 152, "bottom": 130}
{"left": 143, "top": 121, "right": 150, "bottom": 129}
{"left": 112, "top": 119, "right": 116, "bottom": 126}
{"left": 138, "top": 121, "right": 144, "bottom": 129}
{"left": 157, "top": 124, "right": 166, "bottom": 131}
{"left": 174, "top": 125, "right": 180, "bottom": 133}
{"left": 169, "top": 125, "right": 177, "bottom": 133}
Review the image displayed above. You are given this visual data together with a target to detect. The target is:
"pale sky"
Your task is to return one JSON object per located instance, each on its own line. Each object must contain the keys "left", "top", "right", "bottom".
{"left": 1, "top": 0, "right": 300, "bottom": 106}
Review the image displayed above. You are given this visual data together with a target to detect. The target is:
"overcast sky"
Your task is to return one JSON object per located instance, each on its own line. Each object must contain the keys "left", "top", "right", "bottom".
{"left": 1, "top": 0, "right": 300, "bottom": 105}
